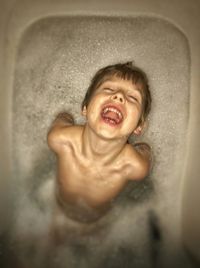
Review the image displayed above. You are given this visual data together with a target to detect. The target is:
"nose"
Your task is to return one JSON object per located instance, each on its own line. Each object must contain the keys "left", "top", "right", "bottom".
{"left": 111, "top": 90, "right": 125, "bottom": 104}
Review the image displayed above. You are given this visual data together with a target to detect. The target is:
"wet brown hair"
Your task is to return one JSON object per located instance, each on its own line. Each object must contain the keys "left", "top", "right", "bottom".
{"left": 81, "top": 62, "right": 151, "bottom": 126}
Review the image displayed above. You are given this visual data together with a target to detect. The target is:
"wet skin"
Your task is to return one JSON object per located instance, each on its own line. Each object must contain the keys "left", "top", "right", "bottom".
{"left": 48, "top": 77, "right": 152, "bottom": 223}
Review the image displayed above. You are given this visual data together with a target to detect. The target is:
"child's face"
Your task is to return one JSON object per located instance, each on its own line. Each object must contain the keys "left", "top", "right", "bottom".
{"left": 82, "top": 76, "right": 143, "bottom": 140}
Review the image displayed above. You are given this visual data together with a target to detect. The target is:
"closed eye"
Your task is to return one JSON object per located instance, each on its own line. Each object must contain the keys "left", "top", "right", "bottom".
{"left": 104, "top": 88, "right": 114, "bottom": 92}
{"left": 128, "top": 95, "right": 139, "bottom": 102}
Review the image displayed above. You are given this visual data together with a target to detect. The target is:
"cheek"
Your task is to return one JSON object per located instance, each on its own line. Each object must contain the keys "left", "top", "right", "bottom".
{"left": 127, "top": 106, "right": 142, "bottom": 125}
{"left": 88, "top": 95, "right": 106, "bottom": 112}
{"left": 86, "top": 99, "right": 101, "bottom": 119}
{"left": 129, "top": 104, "right": 141, "bottom": 115}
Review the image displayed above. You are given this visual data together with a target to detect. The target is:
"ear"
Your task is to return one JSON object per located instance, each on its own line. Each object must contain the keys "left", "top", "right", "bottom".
{"left": 133, "top": 125, "right": 143, "bottom": 136}
{"left": 81, "top": 106, "right": 87, "bottom": 116}
{"left": 133, "top": 120, "right": 148, "bottom": 136}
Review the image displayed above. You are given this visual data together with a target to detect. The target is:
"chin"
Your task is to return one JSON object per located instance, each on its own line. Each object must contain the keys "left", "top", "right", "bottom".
{"left": 95, "top": 128, "right": 127, "bottom": 141}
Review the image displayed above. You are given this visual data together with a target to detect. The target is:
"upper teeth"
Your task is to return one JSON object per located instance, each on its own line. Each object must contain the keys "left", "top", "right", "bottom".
{"left": 103, "top": 107, "right": 123, "bottom": 119}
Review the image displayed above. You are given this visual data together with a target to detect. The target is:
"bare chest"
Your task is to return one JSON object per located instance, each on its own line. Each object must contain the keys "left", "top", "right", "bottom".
{"left": 57, "top": 146, "right": 128, "bottom": 205}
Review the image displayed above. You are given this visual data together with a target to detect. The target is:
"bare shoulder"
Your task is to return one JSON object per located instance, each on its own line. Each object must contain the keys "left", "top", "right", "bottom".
{"left": 124, "top": 142, "right": 153, "bottom": 181}
{"left": 47, "top": 125, "right": 83, "bottom": 154}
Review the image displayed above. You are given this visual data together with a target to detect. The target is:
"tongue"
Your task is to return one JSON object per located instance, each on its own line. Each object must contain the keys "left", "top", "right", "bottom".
{"left": 105, "top": 111, "right": 118, "bottom": 121}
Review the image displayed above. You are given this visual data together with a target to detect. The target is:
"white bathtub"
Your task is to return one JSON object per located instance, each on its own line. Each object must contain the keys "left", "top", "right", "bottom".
{"left": 0, "top": 0, "right": 200, "bottom": 267}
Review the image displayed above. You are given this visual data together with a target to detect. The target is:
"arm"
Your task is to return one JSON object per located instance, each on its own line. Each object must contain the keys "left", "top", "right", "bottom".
{"left": 47, "top": 112, "right": 74, "bottom": 153}
{"left": 50, "top": 112, "right": 74, "bottom": 128}
{"left": 134, "top": 142, "right": 152, "bottom": 165}
{"left": 127, "top": 142, "right": 153, "bottom": 180}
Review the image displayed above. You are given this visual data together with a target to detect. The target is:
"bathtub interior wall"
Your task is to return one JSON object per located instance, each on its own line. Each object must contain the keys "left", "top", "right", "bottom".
{"left": 7, "top": 16, "right": 191, "bottom": 268}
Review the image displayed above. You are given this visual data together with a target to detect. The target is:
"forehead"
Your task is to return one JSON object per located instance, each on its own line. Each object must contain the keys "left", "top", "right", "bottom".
{"left": 98, "top": 75, "right": 143, "bottom": 94}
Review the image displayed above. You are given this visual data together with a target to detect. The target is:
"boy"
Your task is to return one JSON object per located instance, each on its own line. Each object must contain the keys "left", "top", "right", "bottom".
{"left": 47, "top": 62, "right": 152, "bottom": 226}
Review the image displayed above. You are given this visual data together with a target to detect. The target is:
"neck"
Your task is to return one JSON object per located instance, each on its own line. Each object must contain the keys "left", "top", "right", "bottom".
{"left": 82, "top": 124, "right": 127, "bottom": 164}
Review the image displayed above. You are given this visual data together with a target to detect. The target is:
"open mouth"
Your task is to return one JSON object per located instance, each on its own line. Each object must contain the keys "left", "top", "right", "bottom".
{"left": 101, "top": 105, "right": 124, "bottom": 126}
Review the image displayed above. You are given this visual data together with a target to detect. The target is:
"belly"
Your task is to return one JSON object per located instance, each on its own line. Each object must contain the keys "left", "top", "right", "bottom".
{"left": 56, "top": 169, "right": 127, "bottom": 222}
{"left": 55, "top": 185, "right": 112, "bottom": 223}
